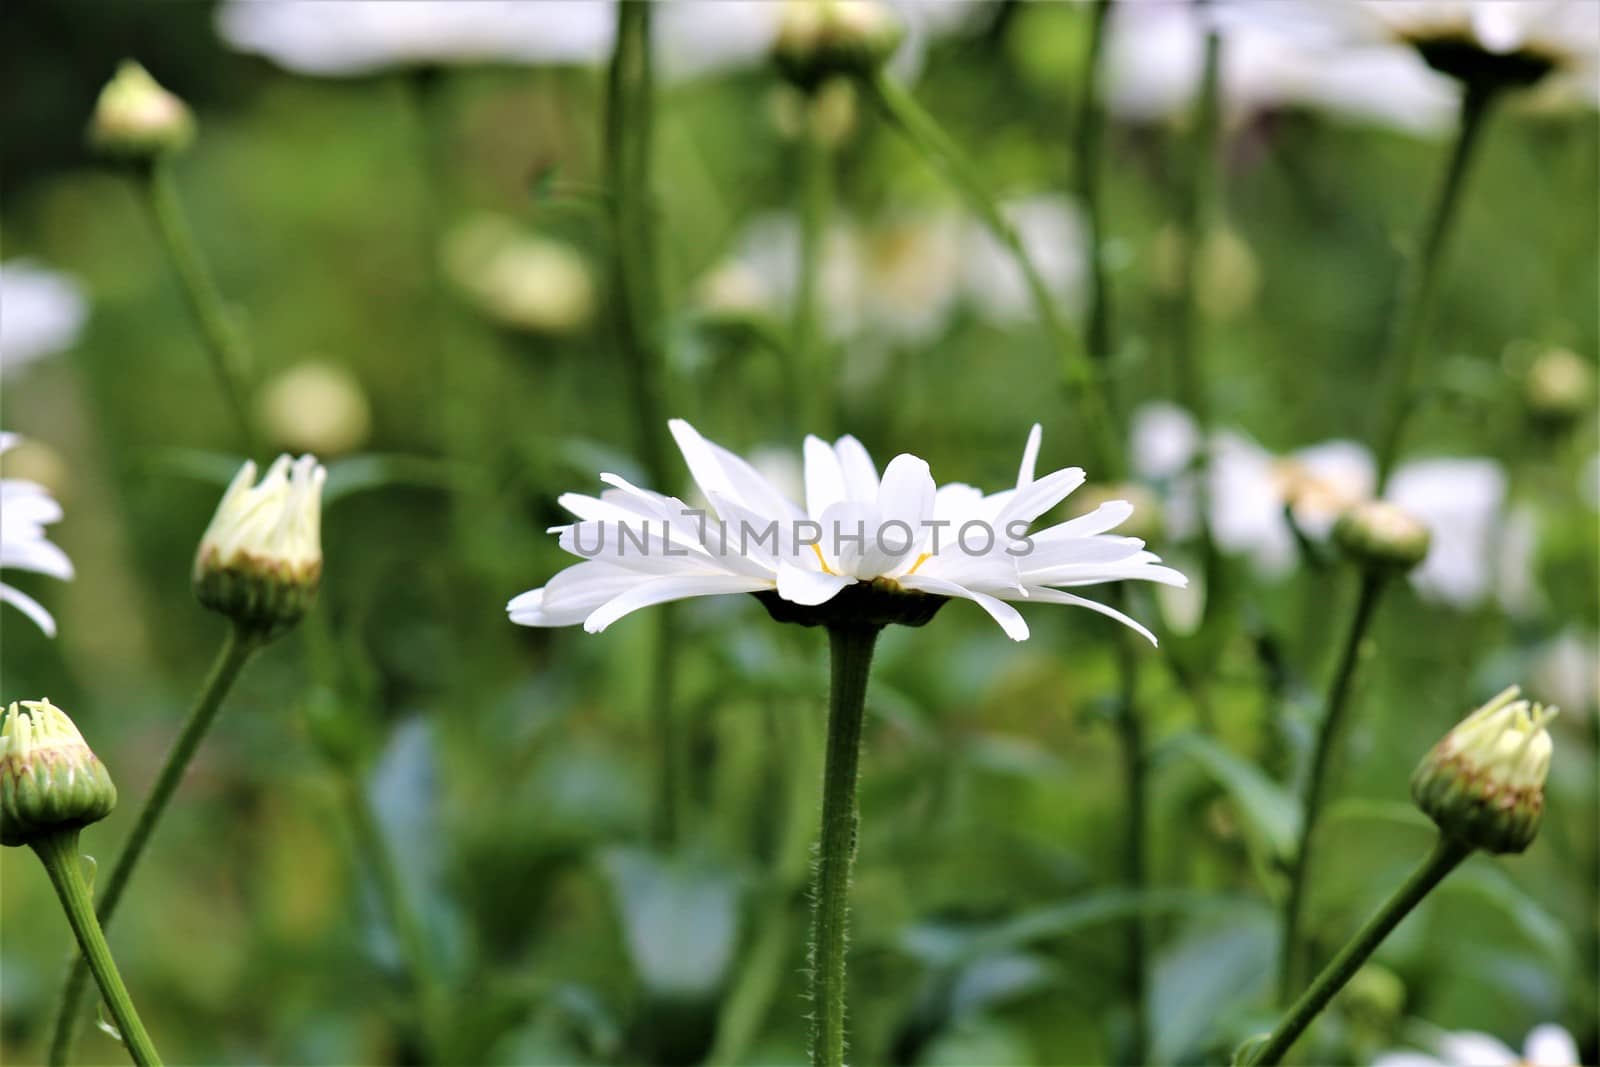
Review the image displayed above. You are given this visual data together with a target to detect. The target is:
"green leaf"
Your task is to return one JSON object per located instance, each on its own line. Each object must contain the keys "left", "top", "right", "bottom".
{"left": 599, "top": 847, "right": 744, "bottom": 1002}
{"left": 1161, "top": 732, "right": 1302, "bottom": 861}
{"left": 324, "top": 453, "right": 460, "bottom": 505}
{"left": 1446, "top": 864, "right": 1575, "bottom": 973}
{"left": 1150, "top": 912, "right": 1276, "bottom": 1065}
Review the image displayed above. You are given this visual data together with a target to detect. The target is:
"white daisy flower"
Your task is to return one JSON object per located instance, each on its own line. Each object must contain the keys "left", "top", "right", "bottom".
{"left": 1374, "top": 1021, "right": 1580, "bottom": 1067}
{"left": 961, "top": 195, "right": 1088, "bottom": 326}
{"left": 0, "top": 433, "right": 74, "bottom": 637}
{"left": 0, "top": 260, "right": 88, "bottom": 379}
{"left": 507, "top": 419, "right": 1184, "bottom": 642}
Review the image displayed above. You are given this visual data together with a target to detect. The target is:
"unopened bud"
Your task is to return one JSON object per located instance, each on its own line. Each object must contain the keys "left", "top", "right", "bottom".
{"left": 774, "top": 0, "right": 903, "bottom": 92}
{"left": 1524, "top": 346, "right": 1594, "bottom": 427}
{"left": 1334, "top": 500, "right": 1430, "bottom": 573}
{"left": 1, "top": 700, "right": 117, "bottom": 848}
{"left": 194, "top": 454, "right": 325, "bottom": 639}
{"left": 1411, "top": 685, "right": 1556, "bottom": 854}
{"left": 89, "top": 61, "right": 194, "bottom": 159}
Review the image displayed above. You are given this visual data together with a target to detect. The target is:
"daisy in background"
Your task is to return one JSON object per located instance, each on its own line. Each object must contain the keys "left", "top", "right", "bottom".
{"left": 0, "top": 433, "right": 74, "bottom": 636}
{"left": 1129, "top": 403, "right": 1533, "bottom": 611}
{"left": 1373, "top": 1021, "right": 1580, "bottom": 1067}
{"left": 508, "top": 419, "right": 1185, "bottom": 643}
{"left": 0, "top": 260, "right": 88, "bottom": 379}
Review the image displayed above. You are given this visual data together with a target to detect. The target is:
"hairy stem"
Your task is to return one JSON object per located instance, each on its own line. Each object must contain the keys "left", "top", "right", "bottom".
{"left": 34, "top": 831, "right": 163, "bottom": 1067}
{"left": 1254, "top": 836, "right": 1472, "bottom": 1065}
{"left": 49, "top": 626, "right": 258, "bottom": 1065}
{"left": 810, "top": 625, "right": 880, "bottom": 1067}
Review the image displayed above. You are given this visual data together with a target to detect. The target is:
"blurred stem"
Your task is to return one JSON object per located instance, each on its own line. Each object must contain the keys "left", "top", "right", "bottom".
{"left": 142, "top": 157, "right": 256, "bottom": 454}
{"left": 811, "top": 625, "right": 880, "bottom": 1067}
{"left": 864, "top": 69, "right": 1121, "bottom": 479}
{"left": 605, "top": 1, "right": 684, "bottom": 845}
{"left": 1075, "top": 0, "right": 1115, "bottom": 367}
{"left": 1110, "top": 615, "right": 1149, "bottom": 1067}
{"left": 32, "top": 832, "right": 163, "bottom": 1067}
{"left": 1174, "top": 20, "right": 1227, "bottom": 641}
{"left": 1252, "top": 835, "right": 1472, "bottom": 1065}
{"left": 1372, "top": 83, "right": 1499, "bottom": 489}
{"left": 49, "top": 626, "right": 259, "bottom": 1066}
{"left": 406, "top": 68, "right": 455, "bottom": 453}
{"left": 334, "top": 767, "right": 442, "bottom": 1061}
{"left": 794, "top": 103, "right": 836, "bottom": 435}
{"left": 1278, "top": 573, "right": 1387, "bottom": 1004}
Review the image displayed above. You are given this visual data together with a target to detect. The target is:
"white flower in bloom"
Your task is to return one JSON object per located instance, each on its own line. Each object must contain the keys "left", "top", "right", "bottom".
{"left": 508, "top": 420, "right": 1184, "bottom": 642}
{"left": 1105, "top": 0, "right": 1458, "bottom": 135}
{"left": 216, "top": 1, "right": 617, "bottom": 76}
{"left": 1, "top": 260, "right": 88, "bottom": 379}
{"left": 962, "top": 195, "right": 1088, "bottom": 326}
{"left": 0, "top": 433, "right": 74, "bottom": 636}
{"left": 1531, "top": 629, "right": 1599, "bottom": 717}
{"left": 1373, "top": 1022, "right": 1579, "bottom": 1067}
{"left": 1386, "top": 458, "right": 1509, "bottom": 609}
{"left": 1217, "top": 0, "right": 1600, "bottom": 109}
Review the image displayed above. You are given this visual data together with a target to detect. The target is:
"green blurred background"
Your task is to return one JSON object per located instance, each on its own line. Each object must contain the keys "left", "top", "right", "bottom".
{"left": 1, "top": 2, "right": 1595, "bottom": 1064}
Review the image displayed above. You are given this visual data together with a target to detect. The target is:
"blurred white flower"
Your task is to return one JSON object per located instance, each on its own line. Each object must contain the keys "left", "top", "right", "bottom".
{"left": 962, "top": 195, "right": 1088, "bottom": 326}
{"left": 1387, "top": 458, "right": 1509, "bottom": 609}
{"left": 1531, "top": 629, "right": 1598, "bottom": 717}
{"left": 257, "top": 361, "right": 373, "bottom": 456}
{"left": 1105, "top": 0, "right": 1458, "bottom": 135}
{"left": 508, "top": 420, "right": 1184, "bottom": 642}
{"left": 858, "top": 211, "right": 965, "bottom": 342}
{"left": 1583, "top": 452, "right": 1600, "bottom": 511}
{"left": 1373, "top": 1021, "right": 1579, "bottom": 1067}
{"left": 0, "top": 260, "right": 88, "bottom": 379}
{"left": 1218, "top": 0, "right": 1600, "bottom": 109}
{"left": 445, "top": 215, "right": 596, "bottom": 336}
{"left": 0, "top": 433, "right": 74, "bottom": 637}
{"left": 216, "top": 0, "right": 616, "bottom": 75}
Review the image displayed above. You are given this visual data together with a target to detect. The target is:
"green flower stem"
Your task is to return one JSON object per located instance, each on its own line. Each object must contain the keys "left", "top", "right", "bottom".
{"left": 1372, "top": 83, "right": 1500, "bottom": 489}
{"left": 864, "top": 69, "right": 1121, "bottom": 479}
{"left": 1278, "top": 573, "right": 1387, "bottom": 1003}
{"left": 141, "top": 157, "right": 256, "bottom": 454}
{"left": 33, "top": 832, "right": 163, "bottom": 1067}
{"left": 1110, "top": 614, "right": 1149, "bottom": 1067}
{"left": 811, "top": 624, "right": 880, "bottom": 1067}
{"left": 794, "top": 112, "right": 836, "bottom": 435}
{"left": 1075, "top": 0, "right": 1115, "bottom": 367}
{"left": 605, "top": 1, "right": 684, "bottom": 845}
{"left": 406, "top": 67, "right": 452, "bottom": 438}
{"left": 334, "top": 769, "right": 442, "bottom": 1060}
{"left": 1252, "top": 835, "right": 1473, "bottom": 1065}
{"left": 49, "top": 626, "right": 259, "bottom": 1066}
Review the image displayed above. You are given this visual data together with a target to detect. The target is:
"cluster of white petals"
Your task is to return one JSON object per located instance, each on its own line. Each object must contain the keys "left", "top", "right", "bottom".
{"left": 196, "top": 454, "right": 326, "bottom": 575}
{"left": 1374, "top": 1021, "right": 1580, "bottom": 1067}
{"left": 0, "top": 434, "right": 74, "bottom": 637}
{"left": 0, "top": 260, "right": 88, "bottom": 379}
{"left": 509, "top": 420, "right": 1185, "bottom": 642}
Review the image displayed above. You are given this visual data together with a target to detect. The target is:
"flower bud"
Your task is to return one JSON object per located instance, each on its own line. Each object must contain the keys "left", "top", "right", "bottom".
{"left": 89, "top": 61, "right": 195, "bottom": 159}
{"left": 1524, "top": 346, "right": 1594, "bottom": 428}
{"left": 257, "top": 361, "right": 372, "bottom": 456}
{"left": 774, "top": 0, "right": 903, "bottom": 92}
{"left": 1333, "top": 500, "right": 1431, "bottom": 573}
{"left": 194, "top": 454, "right": 325, "bottom": 638}
{"left": 1, "top": 700, "right": 117, "bottom": 848}
{"left": 1411, "top": 685, "right": 1556, "bottom": 855}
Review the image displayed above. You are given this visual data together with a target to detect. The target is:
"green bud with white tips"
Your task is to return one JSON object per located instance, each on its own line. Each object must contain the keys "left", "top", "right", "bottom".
{"left": 0, "top": 700, "right": 117, "bottom": 848}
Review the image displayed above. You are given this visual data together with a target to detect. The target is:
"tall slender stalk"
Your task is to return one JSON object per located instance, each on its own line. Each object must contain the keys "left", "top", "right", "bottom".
{"left": 605, "top": 0, "right": 683, "bottom": 844}
{"left": 1278, "top": 574, "right": 1387, "bottom": 1002}
{"left": 406, "top": 67, "right": 455, "bottom": 452}
{"left": 1253, "top": 836, "right": 1472, "bottom": 1065}
{"left": 794, "top": 112, "right": 836, "bottom": 435}
{"left": 1109, "top": 615, "right": 1149, "bottom": 1065}
{"left": 1075, "top": 0, "right": 1116, "bottom": 369}
{"left": 33, "top": 832, "right": 163, "bottom": 1067}
{"left": 810, "top": 625, "right": 880, "bottom": 1067}
{"left": 141, "top": 158, "right": 256, "bottom": 453}
{"left": 1372, "top": 83, "right": 1499, "bottom": 489}
{"left": 49, "top": 626, "right": 259, "bottom": 1065}
{"left": 864, "top": 69, "right": 1121, "bottom": 479}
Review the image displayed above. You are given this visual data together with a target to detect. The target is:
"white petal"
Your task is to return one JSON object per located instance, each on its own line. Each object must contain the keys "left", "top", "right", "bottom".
{"left": 776, "top": 561, "right": 854, "bottom": 605}
{"left": 1370, "top": 1054, "right": 1444, "bottom": 1067}
{"left": 898, "top": 574, "right": 1030, "bottom": 641}
{"left": 1524, "top": 1024, "right": 1579, "bottom": 1067}
{"left": 1436, "top": 1032, "right": 1518, "bottom": 1066}
{"left": 804, "top": 434, "right": 847, "bottom": 517}
{"left": 1016, "top": 423, "right": 1042, "bottom": 488}
{"left": 833, "top": 435, "right": 880, "bottom": 503}
{"left": 583, "top": 574, "right": 770, "bottom": 633}
{"left": 996, "top": 466, "right": 1086, "bottom": 527}
{"left": 1021, "top": 587, "right": 1159, "bottom": 646}
{"left": 508, "top": 560, "right": 651, "bottom": 627}
{"left": 0, "top": 582, "right": 56, "bottom": 637}
{"left": 1, "top": 536, "right": 75, "bottom": 580}
{"left": 1029, "top": 500, "right": 1135, "bottom": 542}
